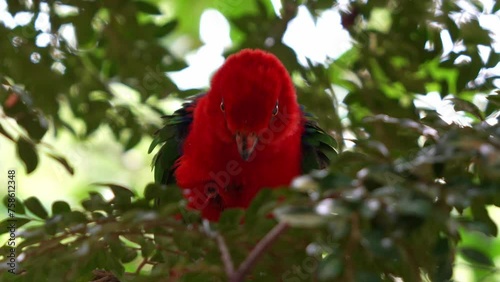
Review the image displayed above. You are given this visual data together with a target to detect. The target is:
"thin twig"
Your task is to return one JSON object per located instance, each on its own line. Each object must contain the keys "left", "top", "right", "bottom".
{"left": 216, "top": 234, "right": 235, "bottom": 277}
{"left": 135, "top": 257, "right": 149, "bottom": 275}
{"left": 230, "top": 221, "right": 289, "bottom": 282}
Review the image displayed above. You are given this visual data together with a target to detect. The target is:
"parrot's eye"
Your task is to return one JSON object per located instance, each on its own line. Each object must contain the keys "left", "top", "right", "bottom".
{"left": 220, "top": 100, "right": 225, "bottom": 112}
{"left": 272, "top": 101, "right": 279, "bottom": 116}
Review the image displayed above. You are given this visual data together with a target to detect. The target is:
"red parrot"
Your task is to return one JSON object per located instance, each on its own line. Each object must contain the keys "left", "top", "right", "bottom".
{"left": 151, "top": 49, "right": 336, "bottom": 221}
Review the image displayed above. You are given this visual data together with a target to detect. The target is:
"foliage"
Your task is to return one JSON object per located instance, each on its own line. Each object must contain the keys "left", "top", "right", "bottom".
{"left": 1, "top": 0, "right": 500, "bottom": 281}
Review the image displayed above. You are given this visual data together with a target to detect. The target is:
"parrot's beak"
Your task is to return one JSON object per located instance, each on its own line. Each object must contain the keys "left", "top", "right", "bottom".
{"left": 235, "top": 132, "right": 258, "bottom": 161}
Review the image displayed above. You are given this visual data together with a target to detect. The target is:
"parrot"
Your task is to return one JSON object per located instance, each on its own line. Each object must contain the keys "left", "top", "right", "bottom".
{"left": 150, "top": 49, "right": 336, "bottom": 221}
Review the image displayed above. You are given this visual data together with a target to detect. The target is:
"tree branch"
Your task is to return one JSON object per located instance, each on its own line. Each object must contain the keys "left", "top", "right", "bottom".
{"left": 216, "top": 234, "right": 235, "bottom": 277}
{"left": 229, "top": 221, "right": 289, "bottom": 282}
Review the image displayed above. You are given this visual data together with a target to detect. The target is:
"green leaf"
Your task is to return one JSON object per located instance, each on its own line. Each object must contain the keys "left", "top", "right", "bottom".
{"left": 460, "top": 20, "right": 492, "bottom": 45}
{"left": 144, "top": 183, "right": 160, "bottom": 201}
{"left": 460, "top": 247, "right": 494, "bottom": 267}
{"left": 121, "top": 249, "right": 138, "bottom": 263}
{"left": 0, "top": 217, "right": 31, "bottom": 235}
{"left": 486, "top": 94, "right": 500, "bottom": 106}
{"left": 449, "top": 97, "right": 484, "bottom": 121}
{"left": 493, "top": 2, "right": 500, "bottom": 12}
{"left": 141, "top": 239, "right": 156, "bottom": 257}
{"left": 471, "top": 202, "right": 498, "bottom": 236}
{"left": 124, "top": 131, "right": 142, "bottom": 151}
{"left": 82, "top": 192, "right": 108, "bottom": 212}
{"left": 52, "top": 201, "right": 71, "bottom": 214}
{"left": 136, "top": 1, "right": 162, "bottom": 15}
{"left": 17, "top": 137, "right": 39, "bottom": 174}
{"left": 24, "top": 197, "right": 49, "bottom": 219}
{"left": 48, "top": 154, "right": 75, "bottom": 175}
{"left": 17, "top": 112, "right": 48, "bottom": 141}
{"left": 63, "top": 211, "right": 88, "bottom": 225}
{"left": 155, "top": 20, "right": 178, "bottom": 37}
{"left": 3, "top": 196, "right": 25, "bottom": 214}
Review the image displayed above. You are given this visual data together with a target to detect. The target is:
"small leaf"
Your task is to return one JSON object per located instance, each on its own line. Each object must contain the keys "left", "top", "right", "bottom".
{"left": 17, "top": 112, "right": 48, "bottom": 141}
{"left": 48, "top": 154, "right": 74, "bottom": 175}
{"left": 141, "top": 239, "right": 156, "bottom": 257}
{"left": 449, "top": 98, "right": 484, "bottom": 121}
{"left": 3, "top": 196, "right": 25, "bottom": 214}
{"left": 471, "top": 202, "right": 497, "bottom": 236}
{"left": 493, "top": 2, "right": 500, "bottom": 12}
{"left": 155, "top": 20, "right": 178, "bottom": 37}
{"left": 0, "top": 218, "right": 31, "bottom": 234}
{"left": 24, "top": 197, "right": 48, "bottom": 219}
{"left": 52, "top": 201, "right": 71, "bottom": 214}
{"left": 121, "top": 249, "right": 138, "bottom": 263}
{"left": 124, "top": 132, "right": 141, "bottom": 151}
{"left": 486, "top": 94, "right": 500, "bottom": 106}
{"left": 63, "top": 211, "right": 88, "bottom": 225}
{"left": 136, "top": 1, "right": 162, "bottom": 15}
{"left": 17, "top": 137, "right": 39, "bottom": 174}
{"left": 460, "top": 247, "right": 494, "bottom": 267}
{"left": 144, "top": 183, "right": 160, "bottom": 200}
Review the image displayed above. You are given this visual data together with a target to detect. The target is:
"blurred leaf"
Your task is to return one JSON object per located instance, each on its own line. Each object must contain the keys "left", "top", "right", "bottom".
{"left": 48, "top": 154, "right": 75, "bottom": 175}
{"left": 3, "top": 196, "right": 25, "bottom": 214}
{"left": 136, "top": 1, "right": 162, "bottom": 15}
{"left": 16, "top": 137, "right": 38, "bottom": 174}
{"left": 0, "top": 217, "right": 31, "bottom": 235}
{"left": 52, "top": 201, "right": 71, "bottom": 215}
{"left": 471, "top": 202, "right": 498, "bottom": 237}
{"left": 155, "top": 20, "right": 178, "bottom": 37}
{"left": 460, "top": 247, "right": 494, "bottom": 267}
{"left": 460, "top": 20, "right": 492, "bottom": 45}
{"left": 24, "top": 197, "right": 49, "bottom": 219}
{"left": 449, "top": 97, "right": 484, "bottom": 121}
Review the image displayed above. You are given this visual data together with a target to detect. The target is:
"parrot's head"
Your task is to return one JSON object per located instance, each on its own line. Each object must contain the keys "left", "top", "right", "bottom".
{"left": 209, "top": 49, "right": 300, "bottom": 161}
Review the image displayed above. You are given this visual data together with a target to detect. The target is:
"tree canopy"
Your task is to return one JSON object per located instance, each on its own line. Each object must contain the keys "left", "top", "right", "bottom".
{"left": 1, "top": 0, "right": 499, "bottom": 281}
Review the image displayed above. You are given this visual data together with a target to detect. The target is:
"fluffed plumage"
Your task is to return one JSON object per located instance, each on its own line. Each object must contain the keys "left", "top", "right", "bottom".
{"left": 150, "top": 49, "right": 336, "bottom": 221}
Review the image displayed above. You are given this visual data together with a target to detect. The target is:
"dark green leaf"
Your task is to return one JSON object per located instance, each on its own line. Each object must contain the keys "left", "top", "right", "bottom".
{"left": 155, "top": 20, "right": 178, "bottom": 37}
{"left": 52, "top": 201, "right": 71, "bottom": 214}
{"left": 0, "top": 218, "right": 31, "bottom": 235}
{"left": 449, "top": 98, "right": 483, "bottom": 121}
{"left": 24, "top": 197, "right": 48, "bottom": 219}
{"left": 136, "top": 1, "right": 162, "bottom": 15}
{"left": 460, "top": 247, "right": 494, "bottom": 267}
{"left": 3, "top": 196, "right": 25, "bottom": 214}
{"left": 17, "top": 137, "right": 39, "bottom": 174}
{"left": 48, "top": 154, "right": 75, "bottom": 175}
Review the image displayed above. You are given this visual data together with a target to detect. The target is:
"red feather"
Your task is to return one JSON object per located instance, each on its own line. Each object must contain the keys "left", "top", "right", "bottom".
{"left": 175, "top": 49, "right": 303, "bottom": 221}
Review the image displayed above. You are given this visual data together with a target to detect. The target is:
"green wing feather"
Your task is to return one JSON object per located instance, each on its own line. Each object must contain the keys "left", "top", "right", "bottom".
{"left": 150, "top": 99, "right": 336, "bottom": 184}
{"left": 301, "top": 111, "right": 338, "bottom": 173}
{"left": 149, "top": 95, "right": 202, "bottom": 185}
